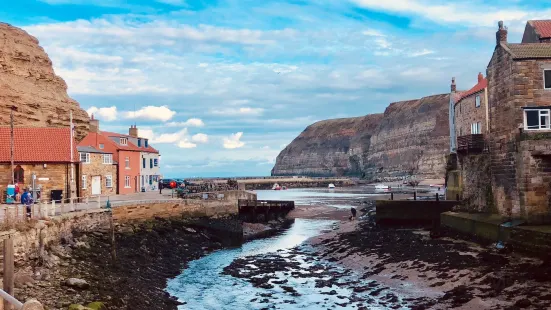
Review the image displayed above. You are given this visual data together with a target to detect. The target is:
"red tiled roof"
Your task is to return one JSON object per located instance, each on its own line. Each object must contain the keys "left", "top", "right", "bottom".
{"left": 456, "top": 78, "right": 487, "bottom": 104}
{"left": 530, "top": 20, "right": 551, "bottom": 39}
{"left": 0, "top": 127, "right": 78, "bottom": 163}
{"left": 101, "top": 131, "right": 159, "bottom": 153}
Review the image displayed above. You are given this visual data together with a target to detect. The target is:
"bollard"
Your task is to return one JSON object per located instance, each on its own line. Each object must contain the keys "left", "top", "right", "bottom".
{"left": 414, "top": 191, "right": 417, "bottom": 201}
{"left": 98, "top": 196, "right": 101, "bottom": 209}
{"left": 436, "top": 193, "right": 439, "bottom": 202}
{"left": 51, "top": 201, "right": 56, "bottom": 216}
{"left": 390, "top": 192, "right": 394, "bottom": 201}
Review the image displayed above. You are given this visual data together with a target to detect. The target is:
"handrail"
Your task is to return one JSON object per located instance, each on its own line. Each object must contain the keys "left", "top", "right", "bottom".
{"left": 0, "top": 289, "right": 22, "bottom": 309}
{"left": 0, "top": 289, "right": 43, "bottom": 309}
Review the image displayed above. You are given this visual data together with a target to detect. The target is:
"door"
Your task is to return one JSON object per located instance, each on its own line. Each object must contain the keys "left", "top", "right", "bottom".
{"left": 92, "top": 176, "right": 101, "bottom": 195}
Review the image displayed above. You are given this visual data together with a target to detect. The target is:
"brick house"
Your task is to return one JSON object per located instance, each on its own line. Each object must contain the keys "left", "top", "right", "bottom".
{"left": 77, "top": 146, "right": 117, "bottom": 198}
{"left": 0, "top": 127, "right": 79, "bottom": 202}
{"left": 78, "top": 116, "right": 160, "bottom": 195}
{"left": 485, "top": 20, "right": 551, "bottom": 223}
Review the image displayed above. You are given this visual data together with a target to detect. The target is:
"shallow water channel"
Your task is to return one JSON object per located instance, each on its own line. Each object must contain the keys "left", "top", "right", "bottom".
{"left": 167, "top": 189, "right": 411, "bottom": 309}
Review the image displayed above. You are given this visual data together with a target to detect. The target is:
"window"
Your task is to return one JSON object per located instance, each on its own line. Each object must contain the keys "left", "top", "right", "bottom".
{"left": 545, "top": 70, "right": 551, "bottom": 89}
{"left": 106, "top": 175, "right": 113, "bottom": 188}
{"left": 80, "top": 152, "right": 90, "bottom": 164}
{"left": 103, "top": 154, "right": 113, "bottom": 164}
{"left": 154, "top": 159, "right": 158, "bottom": 167}
{"left": 125, "top": 157, "right": 130, "bottom": 169}
{"left": 143, "top": 158, "right": 146, "bottom": 169}
{"left": 525, "top": 109, "right": 551, "bottom": 130}
{"left": 475, "top": 95, "right": 481, "bottom": 108}
{"left": 138, "top": 139, "right": 142, "bottom": 147}
{"left": 149, "top": 175, "right": 153, "bottom": 185}
{"left": 82, "top": 175, "right": 87, "bottom": 189}
{"left": 14, "top": 166, "right": 24, "bottom": 184}
{"left": 99, "top": 144, "right": 104, "bottom": 149}
{"left": 471, "top": 122, "right": 482, "bottom": 134}
{"left": 120, "top": 137, "right": 128, "bottom": 145}
{"left": 150, "top": 158, "right": 153, "bottom": 169}
{"left": 145, "top": 140, "right": 149, "bottom": 148}
{"left": 125, "top": 176, "right": 131, "bottom": 188}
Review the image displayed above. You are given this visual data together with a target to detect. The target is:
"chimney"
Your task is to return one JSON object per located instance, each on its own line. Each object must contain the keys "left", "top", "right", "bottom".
{"left": 451, "top": 77, "right": 456, "bottom": 92}
{"left": 496, "top": 21, "right": 508, "bottom": 45}
{"left": 89, "top": 114, "right": 99, "bottom": 133}
{"left": 478, "top": 72, "right": 484, "bottom": 83}
{"left": 129, "top": 125, "right": 138, "bottom": 138}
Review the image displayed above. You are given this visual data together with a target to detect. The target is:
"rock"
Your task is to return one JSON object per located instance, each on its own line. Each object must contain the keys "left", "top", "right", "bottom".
{"left": 86, "top": 302, "right": 106, "bottom": 310}
{"left": 0, "top": 23, "right": 89, "bottom": 139}
{"left": 75, "top": 241, "right": 91, "bottom": 250}
{"left": 68, "top": 304, "right": 93, "bottom": 310}
{"left": 65, "top": 278, "right": 90, "bottom": 289}
{"left": 514, "top": 299, "right": 532, "bottom": 308}
{"left": 185, "top": 228, "right": 197, "bottom": 233}
{"left": 14, "top": 272, "right": 34, "bottom": 288}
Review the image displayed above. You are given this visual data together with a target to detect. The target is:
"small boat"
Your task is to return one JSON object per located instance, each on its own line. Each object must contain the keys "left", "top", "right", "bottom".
{"left": 375, "top": 184, "right": 389, "bottom": 190}
{"left": 272, "top": 183, "right": 282, "bottom": 190}
{"left": 282, "top": 186, "right": 288, "bottom": 190}
{"left": 328, "top": 183, "right": 336, "bottom": 189}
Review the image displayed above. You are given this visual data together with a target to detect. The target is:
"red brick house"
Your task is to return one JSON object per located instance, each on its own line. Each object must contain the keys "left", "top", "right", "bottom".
{"left": 78, "top": 116, "right": 159, "bottom": 195}
{"left": 486, "top": 20, "right": 551, "bottom": 223}
{"left": 0, "top": 127, "right": 80, "bottom": 202}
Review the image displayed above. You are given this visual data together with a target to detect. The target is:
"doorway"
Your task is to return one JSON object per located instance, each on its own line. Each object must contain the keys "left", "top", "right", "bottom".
{"left": 92, "top": 176, "right": 101, "bottom": 195}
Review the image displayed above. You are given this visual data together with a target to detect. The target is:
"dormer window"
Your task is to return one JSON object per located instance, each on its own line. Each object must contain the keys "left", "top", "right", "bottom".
{"left": 545, "top": 70, "right": 551, "bottom": 89}
{"left": 120, "top": 137, "right": 128, "bottom": 145}
{"left": 145, "top": 139, "right": 149, "bottom": 148}
{"left": 138, "top": 139, "right": 142, "bottom": 147}
{"left": 99, "top": 143, "right": 104, "bottom": 149}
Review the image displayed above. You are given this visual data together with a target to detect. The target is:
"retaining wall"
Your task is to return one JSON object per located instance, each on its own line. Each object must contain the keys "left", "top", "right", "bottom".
{"left": 376, "top": 200, "right": 458, "bottom": 224}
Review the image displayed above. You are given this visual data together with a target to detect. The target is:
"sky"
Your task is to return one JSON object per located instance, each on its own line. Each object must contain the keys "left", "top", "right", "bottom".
{"left": 3, "top": 0, "right": 550, "bottom": 177}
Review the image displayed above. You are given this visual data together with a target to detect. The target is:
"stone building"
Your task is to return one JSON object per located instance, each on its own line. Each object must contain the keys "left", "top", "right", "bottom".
{"left": 522, "top": 20, "right": 551, "bottom": 43}
{"left": 454, "top": 73, "right": 488, "bottom": 142}
{"left": 77, "top": 146, "right": 117, "bottom": 198}
{"left": 0, "top": 127, "right": 79, "bottom": 202}
{"left": 78, "top": 116, "right": 160, "bottom": 195}
{"left": 486, "top": 20, "right": 551, "bottom": 224}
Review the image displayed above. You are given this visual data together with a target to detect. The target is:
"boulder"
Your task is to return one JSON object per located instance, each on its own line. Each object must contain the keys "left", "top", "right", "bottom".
{"left": 14, "top": 272, "right": 35, "bottom": 288}
{"left": 65, "top": 278, "right": 90, "bottom": 289}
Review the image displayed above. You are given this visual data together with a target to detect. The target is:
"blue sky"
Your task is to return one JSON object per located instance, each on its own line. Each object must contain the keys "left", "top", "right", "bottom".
{"left": 4, "top": 0, "right": 550, "bottom": 177}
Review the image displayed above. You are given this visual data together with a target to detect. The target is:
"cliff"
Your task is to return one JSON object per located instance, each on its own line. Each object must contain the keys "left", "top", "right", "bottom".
{"left": 272, "top": 94, "right": 450, "bottom": 180}
{"left": 271, "top": 114, "right": 384, "bottom": 177}
{"left": 0, "top": 23, "right": 89, "bottom": 140}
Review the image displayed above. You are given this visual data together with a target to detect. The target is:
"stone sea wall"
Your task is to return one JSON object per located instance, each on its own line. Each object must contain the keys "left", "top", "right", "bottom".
{"left": 272, "top": 94, "right": 450, "bottom": 181}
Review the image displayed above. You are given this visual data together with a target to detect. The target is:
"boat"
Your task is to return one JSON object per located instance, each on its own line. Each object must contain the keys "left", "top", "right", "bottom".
{"left": 328, "top": 183, "right": 336, "bottom": 189}
{"left": 282, "top": 186, "right": 288, "bottom": 190}
{"left": 272, "top": 183, "right": 282, "bottom": 190}
{"left": 375, "top": 184, "right": 389, "bottom": 190}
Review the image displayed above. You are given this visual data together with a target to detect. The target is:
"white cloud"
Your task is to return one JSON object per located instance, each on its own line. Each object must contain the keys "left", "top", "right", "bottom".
{"left": 156, "top": 0, "right": 186, "bottom": 5}
{"left": 167, "top": 118, "right": 205, "bottom": 127}
{"left": 362, "top": 29, "right": 385, "bottom": 37}
{"left": 151, "top": 129, "right": 188, "bottom": 144}
{"left": 210, "top": 107, "right": 264, "bottom": 116}
{"left": 178, "top": 140, "right": 197, "bottom": 149}
{"left": 191, "top": 133, "right": 209, "bottom": 143}
{"left": 223, "top": 132, "right": 245, "bottom": 149}
{"left": 86, "top": 106, "right": 117, "bottom": 121}
{"left": 124, "top": 105, "right": 176, "bottom": 122}
{"left": 408, "top": 49, "right": 435, "bottom": 57}
{"left": 138, "top": 128, "right": 155, "bottom": 140}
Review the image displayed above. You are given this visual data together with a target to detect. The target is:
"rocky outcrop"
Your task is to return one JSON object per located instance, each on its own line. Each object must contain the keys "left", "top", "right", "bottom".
{"left": 272, "top": 94, "right": 450, "bottom": 180}
{"left": 0, "top": 23, "right": 89, "bottom": 140}
{"left": 271, "top": 114, "right": 384, "bottom": 177}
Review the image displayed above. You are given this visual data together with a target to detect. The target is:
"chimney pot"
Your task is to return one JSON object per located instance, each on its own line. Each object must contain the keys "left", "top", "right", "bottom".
{"left": 496, "top": 21, "right": 508, "bottom": 45}
{"left": 478, "top": 72, "right": 484, "bottom": 83}
{"left": 129, "top": 125, "right": 138, "bottom": 138}
{"left": 451, "top": 77, "right": 457, "bottom": 92}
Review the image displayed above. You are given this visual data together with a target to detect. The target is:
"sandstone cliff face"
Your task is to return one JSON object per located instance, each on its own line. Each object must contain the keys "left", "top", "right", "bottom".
{"left": 0, "top": 23, "right": 89, "bottom": 140}
{"left": 272, "top": 94, "right": 450, "bottom": 180}
{"left": 271, "top": 114, "right": 383, "bottom": 177}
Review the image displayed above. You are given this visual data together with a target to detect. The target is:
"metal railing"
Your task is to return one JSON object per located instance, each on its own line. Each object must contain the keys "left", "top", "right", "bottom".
{"left": 0, "top": 289, "right": 43, "bottom": 309}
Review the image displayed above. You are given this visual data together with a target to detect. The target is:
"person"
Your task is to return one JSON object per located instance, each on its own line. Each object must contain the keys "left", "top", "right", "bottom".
{"left": 159, "top": 180, "right": 163, "bottom": 194}
{"left": 21, "top": 189, "right": 32, "bottom": 217}
{"left": 350, "top": 207, "right": 357, "bottom": 221}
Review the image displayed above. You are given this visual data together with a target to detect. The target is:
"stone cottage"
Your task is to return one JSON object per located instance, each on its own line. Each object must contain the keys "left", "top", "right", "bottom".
{"left": 486, "top": 20, "right": 551, "bottom": 224}
{"left": 0, "top": 127, "right": 80, "bottom": 202}
{"left": 77, "top": 145, "right": 117, "bottom": 198}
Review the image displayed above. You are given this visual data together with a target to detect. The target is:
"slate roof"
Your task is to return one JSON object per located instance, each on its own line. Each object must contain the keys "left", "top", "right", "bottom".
{"left": 0, "top": 127, "right": 78, "bottom": 163}
{"left": 76, "top": 146, "right": 112, "bottom": 154}
{"left": 529, "top": 20, "right": 551, "bottom": 39}
{"left": 504, "top": 43, "right": 551, "bottom": 59}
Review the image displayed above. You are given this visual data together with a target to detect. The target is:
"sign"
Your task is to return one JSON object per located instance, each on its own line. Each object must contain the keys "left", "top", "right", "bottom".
{"left": 169, "top": 181, "right": 177, "bottom": 189}
{"left": 38, "top": 178, "right": 49, "bottom": 181}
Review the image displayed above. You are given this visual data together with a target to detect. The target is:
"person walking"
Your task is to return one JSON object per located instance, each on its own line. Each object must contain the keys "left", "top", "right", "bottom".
{"left": 350, "top": 207, "right": 357, "bottom": 221}
{"left": 159, "top": 180, "right": 163, "bottom": 195}
{"left": 21, "top": 189, "right": 32, "bottom": 218}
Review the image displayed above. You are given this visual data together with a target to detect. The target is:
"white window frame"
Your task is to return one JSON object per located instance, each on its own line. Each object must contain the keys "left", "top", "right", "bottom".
{"left": 125, "top": 176, "right": 131, "bottom": 188}
{"left": 544, "top": 69, "right": 551, "bottom": 90}
{"left": 82, "top": 175, "right": 87, "bottom": 189}
{"left": 103, "top": 154, "right": 113, "bottom": 164}
{"left": 106, "top": 175, "right": 113, "bottom": 188}
{"left": 524, "top": 108, "right": 551, "bottom": 130}
{"left": 475, "top": 95, "right": 481, "bottom": 108}
{"left": 80, "top": 152, "right": 90, "bottom": 164}
{"left": 154, "top": 158, "right": 159, "bottom": 167}
{"left": 125, "top": 157, "right": 130, "bottom": 169}
{"left": 471, "top": 122, "right": 482, "bottom": 134}
{"left": 120, "top": 137, "right": 128, "bottom": 145}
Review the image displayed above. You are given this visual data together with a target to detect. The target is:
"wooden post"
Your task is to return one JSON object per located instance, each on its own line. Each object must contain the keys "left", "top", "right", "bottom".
{"left": 4, "top": 207, "right": 7, "bottom": 227}
{"left": 390, "top": 192, "right": 394, "bottom": 201}
{"left": 414, "top": 192, "right": 417, "bottom": 201}
{"left": 51, "top": 201, "right": 56, "bottom": 216}
{"left": 97, "top": 196, "right": 101, "bottom": 209}
{"left": 436, "top": 193, "right": 439, "bottom": 202}
{"left": 15, "top": 206, "right": 19, "bottom": 223}
{"left": 4, "top": 236, "right": 14, "bottom": 310}
{"left": 109, "top": 212, "right": 116, "bottom": 262}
